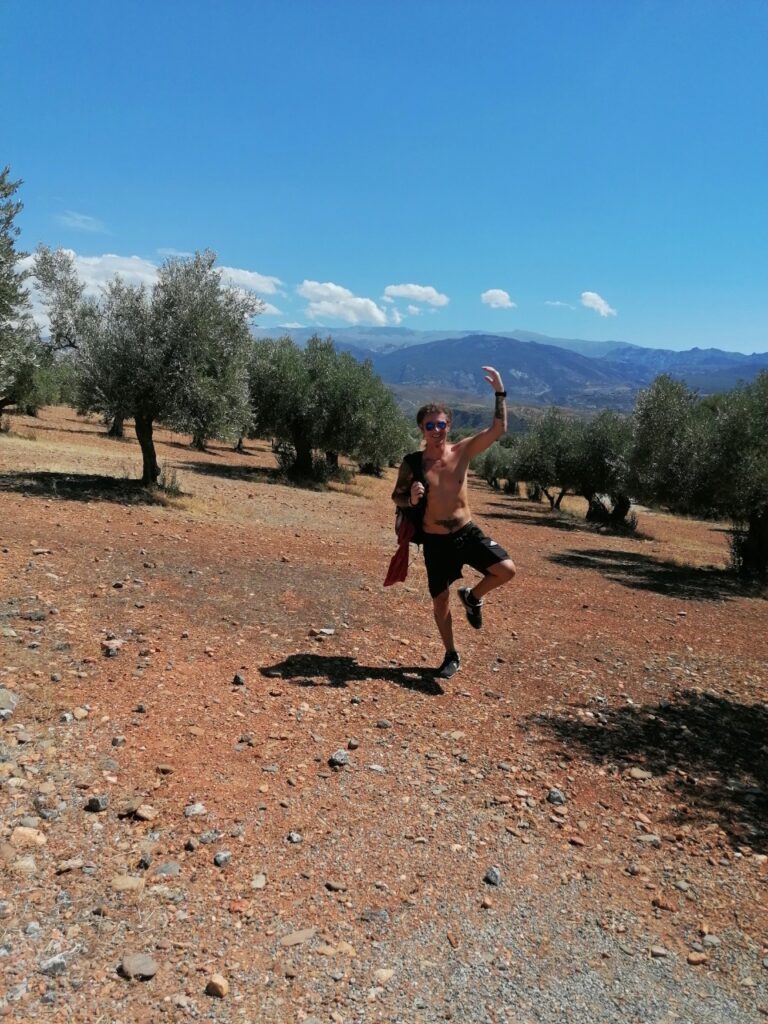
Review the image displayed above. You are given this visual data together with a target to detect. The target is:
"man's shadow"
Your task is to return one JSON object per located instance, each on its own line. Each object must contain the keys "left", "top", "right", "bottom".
{"left": 259, "top": 653, "right": 444, "bottom": 696}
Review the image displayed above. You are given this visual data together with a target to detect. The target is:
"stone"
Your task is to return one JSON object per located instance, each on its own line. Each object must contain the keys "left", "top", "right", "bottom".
{"left": 286, "top": 832, "right": 303, "bottom": 844}
{"left": 205, "top": 973, "right": 229, "bottom": 998}
{"left": 547, "top": 788, "right": 567, "bottom": 805}
{"left": 214, "top": 851, "right": 232, "bottom": 867}
{"left": 329, "top": 749, "right": 349, "bottom": 768}
{"left": 85, "top": 795, "right": 109, "bottom": 813}
{"left": 687, "top": 951, "right": 708, "bottom": 965}
{"left": 184, "top": 802, "right": 206, "bottom": 817}
{"left": 280, "top": 927, "right": 316, "bottom": 947}
{"left": 120, "top": 952, "right": 159, "bottom": 980}
{"left": 251, "top": 873, "right": 267, "bottom": 890}
{"left": 629, "top": 767, "right": 653, "bottom": 781}
{"left": 111, "top": 874, "right": 145, "bottom": 893}
{"left": 10, "top": 827, "right": 46, "bottom": 848}
{"left": 484, "top": 866, "right": 502, "bottom": 887}
{"left": 232, "top": 673, "right": 246, "bottom": 686}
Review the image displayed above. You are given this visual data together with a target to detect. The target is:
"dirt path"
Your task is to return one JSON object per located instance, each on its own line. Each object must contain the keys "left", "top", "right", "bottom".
{"left": 1, "top": 407, "right": 767, "bottom": 1022}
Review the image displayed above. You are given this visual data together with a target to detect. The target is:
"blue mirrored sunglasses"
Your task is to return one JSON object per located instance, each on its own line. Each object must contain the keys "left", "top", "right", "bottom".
{"left": 425, "top": 420, "right": 448, "bottom": 431}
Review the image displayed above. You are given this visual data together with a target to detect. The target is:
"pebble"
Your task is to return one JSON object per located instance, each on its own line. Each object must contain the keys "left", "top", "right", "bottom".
{"left": 120, "top": 952, "right": 159, "bottom": 980}
{"left": 376, "top": 719, "right": 392, "bottom": 730}
{"left": 287, "top": 832, "right": 303, "bottom": 844}
{"left": 184, "top": 802, "right": 206, "bottom": 817}
{"left": 214, "top": 851, "right": 232, "bottom": 867}
{"left": 629, "top": 767, "right": 653, "bottom": 781}
{"left": 205, "top": 973, "right": 229, "bottom": 998}
{"left": 547, "top": 788, "right": 567, "bottom": 806}
{"left": 687, "top": 951, "right": 708, "bottom": 965}
{"left": 232, "top": 673, "right": 246, "bottom": 686}
{"left": 484, "top": 866, "right": 502, "bottom": 887}
{"left": 251, "top": 873, "right": 267, "bottom": 889}
{"left": 280, "top": 927, "right": 316, "bottom": 946}
{"left": 329, "top": 749, "right": 349, "bottom": 768}
{"left": 85, "top": 795, "right": 109, "bottom": 813}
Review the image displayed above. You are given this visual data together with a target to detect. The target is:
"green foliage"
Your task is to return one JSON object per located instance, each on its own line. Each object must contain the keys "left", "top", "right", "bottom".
{"left": 473, "top": 440, "right": 517, "bottom": 490}
{"left": 0, "top": 167, "right": 42, "bottom": 410}
{"left": 248, "top": 335, "right": 410, "bottom": 482}
{"left": 515, "top": 409, "right": 581, "bottom": 508}
{"left": 35, "top": 248, "right": 261, "bottom": 483}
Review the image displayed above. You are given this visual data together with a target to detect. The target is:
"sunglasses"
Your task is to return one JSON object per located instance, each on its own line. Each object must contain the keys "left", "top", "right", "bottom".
{"left": 425, "top": 420, "right": 448, "bottom": 431}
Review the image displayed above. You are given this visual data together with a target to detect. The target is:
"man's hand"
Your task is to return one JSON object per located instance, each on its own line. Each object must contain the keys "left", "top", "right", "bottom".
{"left": 483, "top": 365, "right": 504, "bottom": 392}
{"left": 410, "top": 481, "right": 426, "bottom": 506}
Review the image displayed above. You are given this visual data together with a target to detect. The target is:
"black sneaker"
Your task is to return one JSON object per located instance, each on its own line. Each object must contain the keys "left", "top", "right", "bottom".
{"left": 458, "top": 586, "right": 483, "bottom": 629}
{"left": 437, "top": 650, "right": 461, "bottom": 679}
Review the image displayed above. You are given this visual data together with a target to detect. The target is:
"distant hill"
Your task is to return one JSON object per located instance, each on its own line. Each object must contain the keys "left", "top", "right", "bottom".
{"left": 253, "top": 326, "right": 768, "bottom": 411}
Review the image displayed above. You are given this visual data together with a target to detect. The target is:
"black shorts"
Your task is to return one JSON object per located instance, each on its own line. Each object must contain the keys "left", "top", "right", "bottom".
{"left": 421, "top": 522, "right": 510, "bottom": 599}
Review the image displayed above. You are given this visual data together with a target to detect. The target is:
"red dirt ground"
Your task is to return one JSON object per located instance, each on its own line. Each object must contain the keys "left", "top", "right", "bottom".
{"left": 1, "top": 406, "right": 767, "bottom": 1022}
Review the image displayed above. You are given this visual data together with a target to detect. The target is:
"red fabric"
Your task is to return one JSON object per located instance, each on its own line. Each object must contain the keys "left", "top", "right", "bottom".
{"left": 384, "top": 516, "right": 415, "bottom": 586}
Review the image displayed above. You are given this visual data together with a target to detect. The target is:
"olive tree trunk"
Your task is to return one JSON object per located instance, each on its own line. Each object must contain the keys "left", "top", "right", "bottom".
{"left": 135, "top": 414, "right": 160, "bottom": 485}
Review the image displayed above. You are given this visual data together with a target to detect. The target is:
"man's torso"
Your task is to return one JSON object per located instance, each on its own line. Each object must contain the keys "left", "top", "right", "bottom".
{"left": 422, "top": 442, "right": 472, "bottom": 534}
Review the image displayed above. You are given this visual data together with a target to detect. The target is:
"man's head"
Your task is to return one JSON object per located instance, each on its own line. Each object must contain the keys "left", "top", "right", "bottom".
{"left": 417, "top": 403, "right": 451, "bottom": 446}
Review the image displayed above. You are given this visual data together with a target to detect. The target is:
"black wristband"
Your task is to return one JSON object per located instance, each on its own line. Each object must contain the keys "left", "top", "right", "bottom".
{"left": 495, "top": 390, "right": 507, "bottom": 398}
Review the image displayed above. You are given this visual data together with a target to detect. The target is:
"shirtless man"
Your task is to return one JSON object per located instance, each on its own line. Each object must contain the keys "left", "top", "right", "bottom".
{"left": 391, "top": 366, "right": 516, "bottom": 679}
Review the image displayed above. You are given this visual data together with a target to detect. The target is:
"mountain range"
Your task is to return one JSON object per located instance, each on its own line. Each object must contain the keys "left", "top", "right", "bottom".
{"left": 254, "top": 327, "right": 768, "bottom": 411}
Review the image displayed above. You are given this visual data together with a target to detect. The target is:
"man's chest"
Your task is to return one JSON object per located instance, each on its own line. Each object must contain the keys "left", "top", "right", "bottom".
{"left": 424, "top": 452, "right": 467, "bottom": 491}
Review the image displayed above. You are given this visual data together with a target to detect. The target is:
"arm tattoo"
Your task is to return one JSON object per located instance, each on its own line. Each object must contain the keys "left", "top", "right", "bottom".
{"left": 494, "top": 394, "right": 505, "bottom": 420}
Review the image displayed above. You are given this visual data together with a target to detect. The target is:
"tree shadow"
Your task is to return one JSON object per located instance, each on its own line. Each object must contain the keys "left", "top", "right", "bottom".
{"left": 484, "top": 506, "right": 587, "bottom": 534}
{"left": 531, "top": 690, "right": 768, "bottom": 852}
{"left": 184, "top": 461, "right": 282, "bottom": 484}
{"left": 259, "top": 653, "right": 445, "bottom": 696}
{"left": 0, "top": 471, "right": 171, "bottom": 505}
{"left": 549, "top": 547, "right": 738, "bottom": 601}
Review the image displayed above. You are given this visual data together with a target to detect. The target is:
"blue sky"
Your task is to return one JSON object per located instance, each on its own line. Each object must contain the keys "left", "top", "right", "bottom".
{"left": 4, "top": 0, "right": 767, "bottom": 352}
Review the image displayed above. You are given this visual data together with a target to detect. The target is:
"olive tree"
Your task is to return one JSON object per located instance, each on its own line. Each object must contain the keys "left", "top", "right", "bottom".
{"left": 0, "top": 167, "right": 42, "bottom": 412}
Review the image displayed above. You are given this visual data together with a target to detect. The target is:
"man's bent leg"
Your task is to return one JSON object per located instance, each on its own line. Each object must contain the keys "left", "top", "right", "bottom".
{"left": 470, "top": 559, "right": 516, "bottom": 601}
{"left": 432, "top": 589, "right": 456, "bottom": 652}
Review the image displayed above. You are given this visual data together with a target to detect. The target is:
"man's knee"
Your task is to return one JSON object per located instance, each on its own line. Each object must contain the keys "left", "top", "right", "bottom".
{"left": 493, "top": 559, "right": 516, "bottom": 584}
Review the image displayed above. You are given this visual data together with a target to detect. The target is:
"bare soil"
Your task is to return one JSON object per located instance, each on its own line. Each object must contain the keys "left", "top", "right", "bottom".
{"left": 1, "top": 406, "right": 767, "bottom": 1023}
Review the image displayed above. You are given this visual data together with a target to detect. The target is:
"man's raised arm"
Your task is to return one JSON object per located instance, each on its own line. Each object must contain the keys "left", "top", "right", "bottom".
{"left": 461, "top": 365, "right": 507, "bottom": 458}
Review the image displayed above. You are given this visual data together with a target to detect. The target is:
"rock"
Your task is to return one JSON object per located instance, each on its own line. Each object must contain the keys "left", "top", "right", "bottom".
{"left": 628, "top": 767, "right": 653, "bottom": 781}
{"left": 484, "top": 866, "right": 502, "bottom": 887}
{"left": 134, "top": 804, "right": 157, "bottom": 822}
{"left": 325, "top": 880, "right": 347, "bottom": 892}
{"left": 10, "top": 827, "right": 46, "bottom": 849}
{"left": 120, "top": 952, "right": 159, "bottom": 980}
{"left": 251, "top": 873, "right": 267, "bottom": 890}
{"left": 702, "top": 935, "right": 721, "bottom": 948}
{"left": 184, "top": 802, "right": 206, "bottom": 817}
{"left": 650, "top": 946, "right": 670, "bottom": 958}
{"left": 329, "top": 749, "right": 349, "bottom": 768}
{"left": 0, "top": 688, "right": 19, "bottom": 718}
{"left": 687, "top": 951, "right": 708, "bottom": 965}
{"left": 280, "top": 927, "right": 316, "bottom": 947}
{"left": 232, "top": 673, "right": 246, "bottom": 686}
{"left": 347, "top": 737, "right": 360, "bottom": 750}
{"left": 376, "top": 720, "right": 392, "bottom": 730}
{"left": 286, "top": 832, "right": 303, "bottom": 844}
{"left": 374, "top": 968, "right": 395, "bottom": 983}
{"left": 205, "top": 973, "right": 229, "bottom": 998}
{"left": 85, "top": 795, "right": 109, "bottom": 813}
{"left": 39, "top": 952, "right": 70, "bottom": 976}
{"left": 111, "top": 736, "right": 126, "bottom": 747}
{"left": 111, "top": 875, "right": 145, "bottom": 893}
{"left": 547, "top": 788, "right": 567, "bottom": 806}
{"left": 214, "top": 851, "right": 231, "bottom": 867}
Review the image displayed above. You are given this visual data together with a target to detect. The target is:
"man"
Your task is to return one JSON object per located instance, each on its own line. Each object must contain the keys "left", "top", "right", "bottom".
{"left": 391, "top": 366, "right": 516, "bottom": 679}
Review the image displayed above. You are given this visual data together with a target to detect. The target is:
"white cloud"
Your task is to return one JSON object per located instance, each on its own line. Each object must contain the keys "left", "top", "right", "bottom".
{"left": 219, "top": 266, "right": 283, "bottom": 295}
{"left": 55, "top": 210, "right": 108, "bottom": 233}
{"left": 545, "top": 299, "right": 576, "bottom": 310}
{"left": 260, "top": 301, "right": 281, "bottom": 315}
{"left": 390, "top": 307, "right": 403, "bottom": 325}
{"left": 580, "top": 291, "right": 616, "bottom": 317}
{"left": 481, "top": 288, "right": 515, "bottom": 310}
{"left": 383, "top": 283, "right": 449, "bottom": 307}
{"left": 280, "top": 322, "right": 304, "bottom": 329}
{"left": 406, "top": 304, "right": 421, "bottom": 316}
{"left": 297, "top": 280, "right": 388, "bottom": 326}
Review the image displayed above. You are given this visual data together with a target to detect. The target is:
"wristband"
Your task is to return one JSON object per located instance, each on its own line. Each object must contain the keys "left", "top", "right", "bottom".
{"left": 495, "top": 390, "right": 507, "bottom": 398}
